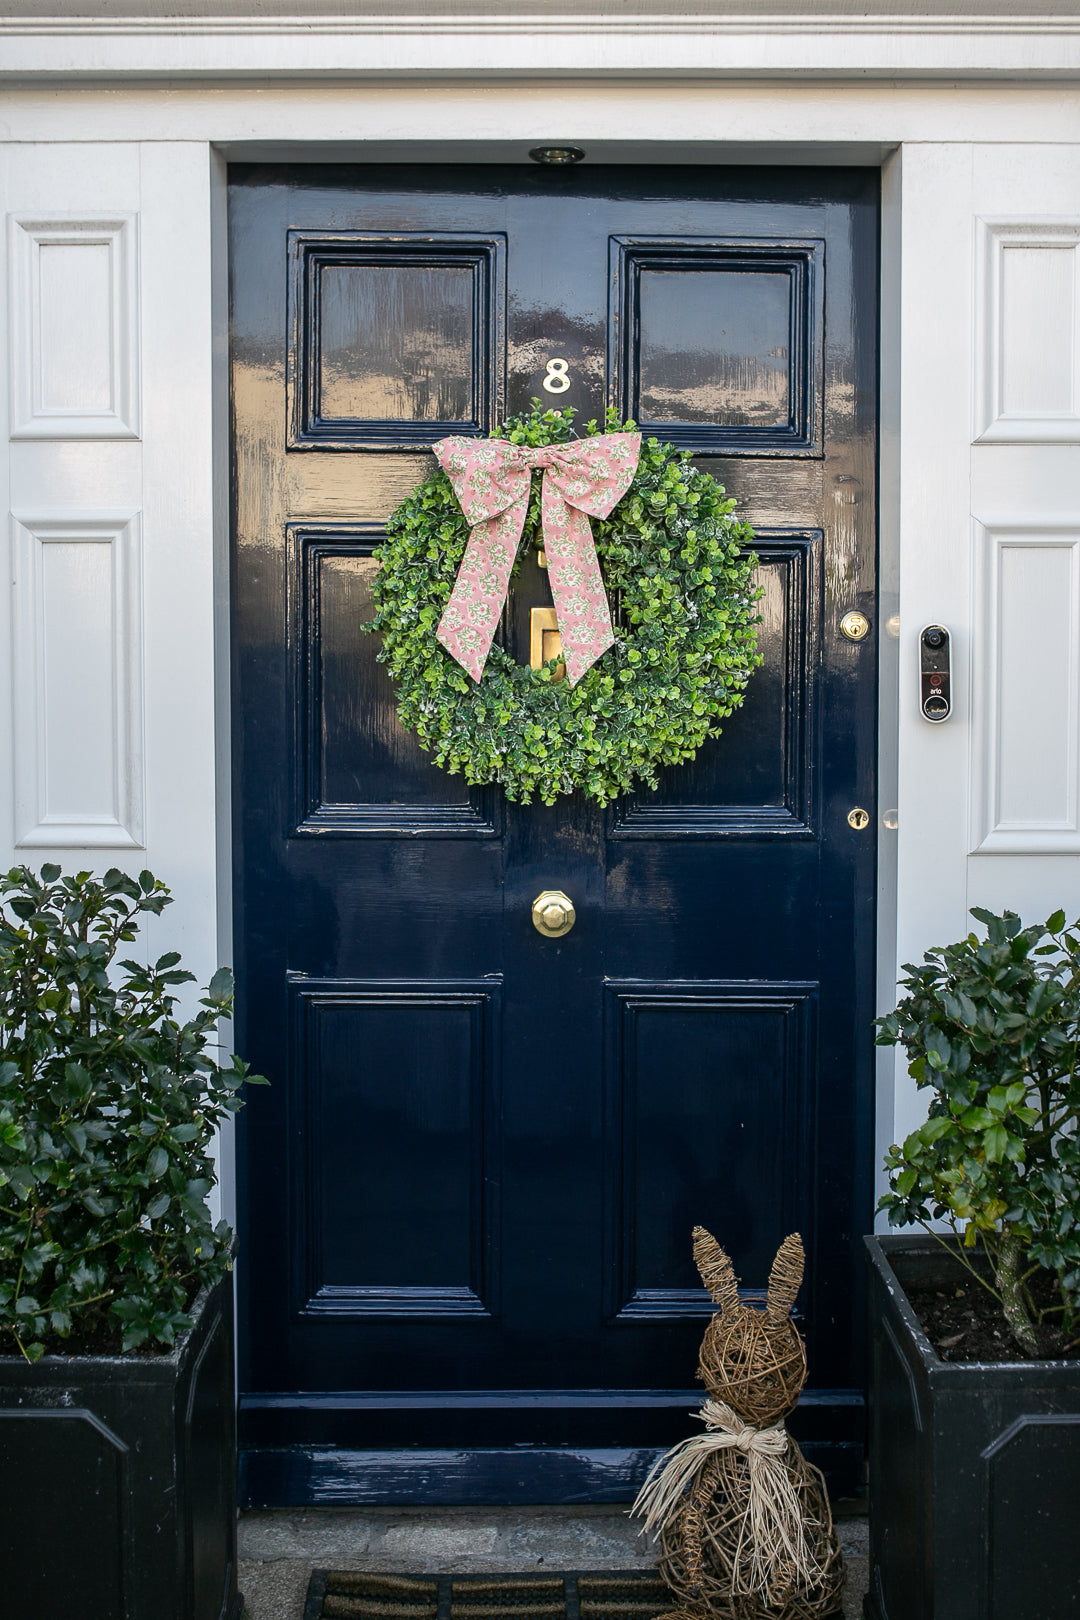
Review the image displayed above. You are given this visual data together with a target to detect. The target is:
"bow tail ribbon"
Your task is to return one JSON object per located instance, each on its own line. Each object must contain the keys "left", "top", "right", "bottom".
{"left": 539, "top": 485, "right": 617, "bottom": 686}
{"left": 629, "top": 1399, "right": 825, "bottom": 1605}
{"left": 434, "top": 491, "right": 529, "bottom": 685}
{"left": 433, "top": 433, "right": 640, "bottom": 685}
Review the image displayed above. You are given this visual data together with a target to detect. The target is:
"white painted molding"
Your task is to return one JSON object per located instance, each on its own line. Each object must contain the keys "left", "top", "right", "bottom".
{"left": 11, "top": 510, "right": 145, "bottom": 849}
{"left": 0, "top": 13, "right": 1078, "bottom": 79}
{"left": 971, "top": 515, "right": 1080, "bottom": 854}
{"left": 974, "top": 217, "right": 1080, "bottom": 444}
{"left": 8, "top": 214, "right": 140, "bottom": 441}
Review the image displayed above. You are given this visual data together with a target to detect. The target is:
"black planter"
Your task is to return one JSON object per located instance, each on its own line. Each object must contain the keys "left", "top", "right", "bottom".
{"left": 0, "top": 1274, "right": 241, "bottom": 1620}
{"left": 864, "top": 1234, "right": 1080, "bottom": 1620}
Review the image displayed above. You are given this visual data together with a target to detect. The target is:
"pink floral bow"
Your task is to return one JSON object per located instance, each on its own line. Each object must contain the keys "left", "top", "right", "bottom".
{"left": 434, "top": 432, "right": 641, "bottom": 686}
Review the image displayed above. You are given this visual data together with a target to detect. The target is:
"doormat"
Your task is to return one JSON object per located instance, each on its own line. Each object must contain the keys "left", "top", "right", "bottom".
{"left": 302, "top": 1570, "right": 675, "bottom": 1620}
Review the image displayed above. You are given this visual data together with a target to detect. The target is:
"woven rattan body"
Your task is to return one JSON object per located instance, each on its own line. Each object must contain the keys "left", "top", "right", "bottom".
{"left": 657, "top": 1443, "right": 844, "bottom": 1619}
{"left": 633, "top": 1229, "right": 844, "bottom": 1620}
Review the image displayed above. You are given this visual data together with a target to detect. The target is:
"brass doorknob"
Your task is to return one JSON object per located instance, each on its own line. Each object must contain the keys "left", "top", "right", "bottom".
{"left": 532, "top": 890, "right": 576, "bottom": 938}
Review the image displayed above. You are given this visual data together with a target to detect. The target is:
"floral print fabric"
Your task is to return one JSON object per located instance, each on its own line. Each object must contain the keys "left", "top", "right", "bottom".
{"left": 434, "top": 432, "right": 641, "bottom": 686}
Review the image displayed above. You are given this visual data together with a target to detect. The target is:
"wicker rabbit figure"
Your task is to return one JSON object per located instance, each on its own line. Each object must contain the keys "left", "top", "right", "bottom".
{"left": 632, "top": 1228, "right": 843, "bottom": 1620}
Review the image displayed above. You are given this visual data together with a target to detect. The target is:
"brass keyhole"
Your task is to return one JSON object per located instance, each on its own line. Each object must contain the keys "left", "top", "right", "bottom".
{"left": 847, "top": 807, "right": 871, "bottom": 831}
{"left": 840, "top": 611, "right": 870, "bottom": 642}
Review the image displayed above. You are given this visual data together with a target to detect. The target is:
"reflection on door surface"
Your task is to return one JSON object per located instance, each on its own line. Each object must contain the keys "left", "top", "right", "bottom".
{"left": 230, "top": 164, "right": 878, "bottom": 1504}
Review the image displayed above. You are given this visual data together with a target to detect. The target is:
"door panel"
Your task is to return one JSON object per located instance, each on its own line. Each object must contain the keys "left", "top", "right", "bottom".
{"left": 288, "top": 523, "right": 499, "bottom": 834}
{"left": 612, "top": 236, "right": 823, "bottom": 454}
{"left": 287, "top": 232, "right": 505, "bottom": 448}
{"left": 610, "top": 531, "right": 818, "bottom": 837}
{"left": 231, "top": 164, "right": 878, "bottom": 1502}
{"left": 290, "top": 979, "right": 500, "bottom": 1319}
{"left": 603, "top": 981, "right": 817, "bottom": 1318}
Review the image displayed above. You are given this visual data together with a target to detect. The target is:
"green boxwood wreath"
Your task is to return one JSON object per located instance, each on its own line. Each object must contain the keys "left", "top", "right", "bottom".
{"left": 366, "top": 405, "right": 763, "bottom": 806}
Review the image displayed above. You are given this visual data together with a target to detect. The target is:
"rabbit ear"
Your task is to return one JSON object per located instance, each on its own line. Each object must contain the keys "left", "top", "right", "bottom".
{"left": 693, "top": 1226, "right": 740, "bottom": 1314}
{"left": 765, "top": 1234, "right": 805, "bottom": 1322}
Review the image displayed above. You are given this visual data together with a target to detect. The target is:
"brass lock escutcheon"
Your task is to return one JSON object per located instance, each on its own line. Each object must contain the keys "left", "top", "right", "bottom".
{"left": 848, "top": 807, "right": 871, "bottom": 831}
{"left": 532, "top": 890, "right": 576, "bottom": 938}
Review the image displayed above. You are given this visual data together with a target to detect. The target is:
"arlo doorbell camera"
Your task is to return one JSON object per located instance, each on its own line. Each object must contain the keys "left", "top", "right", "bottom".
{"left": 920, "top": 625, "right": 951, "bottom": 722}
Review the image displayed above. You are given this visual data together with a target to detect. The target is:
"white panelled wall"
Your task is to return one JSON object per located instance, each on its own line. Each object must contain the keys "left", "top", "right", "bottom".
{"left": 1, "top": 139, "right": 227, "bottom": 1209}
{"left": 891, "top": 142, "right": 1080, "bottom": 1151}
{"left": 2, "top": 83, "right": 1079, "bottom": 1218}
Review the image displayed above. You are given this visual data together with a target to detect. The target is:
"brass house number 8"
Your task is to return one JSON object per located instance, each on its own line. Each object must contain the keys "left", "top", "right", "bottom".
{"left": 542, "top": 358, "right": 571, "bottom": 394}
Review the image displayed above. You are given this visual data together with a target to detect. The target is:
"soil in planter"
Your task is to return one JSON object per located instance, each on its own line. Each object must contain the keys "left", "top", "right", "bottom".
{"left": 906, "top": 1266, "right": 1080, "bottom": 1363}
{"left": 0, "top": 1281, "right": 201, "bottom": 1360}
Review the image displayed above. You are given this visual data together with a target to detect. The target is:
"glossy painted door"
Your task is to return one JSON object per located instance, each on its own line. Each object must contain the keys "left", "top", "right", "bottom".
{"left": 230, "top": 164, "right": 878, "bottom": 1504}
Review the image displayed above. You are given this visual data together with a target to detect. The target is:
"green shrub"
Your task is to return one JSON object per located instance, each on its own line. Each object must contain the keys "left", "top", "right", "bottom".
{"left": 0, "top": 864, "right": 265, "bottom": 1360}
{"left": 877, "top": 906, "right": 1080, "bottom": 1356}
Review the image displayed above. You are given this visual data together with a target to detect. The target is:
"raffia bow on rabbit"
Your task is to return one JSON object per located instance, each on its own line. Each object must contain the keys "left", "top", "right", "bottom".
{"left": 631, "top": 1228, "right": 844, "bottom": 1620}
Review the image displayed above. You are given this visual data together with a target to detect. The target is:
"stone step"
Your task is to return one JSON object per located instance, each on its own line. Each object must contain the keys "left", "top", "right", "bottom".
{"left": 238, "top": 1505, "right": 869, "bottom": 1620}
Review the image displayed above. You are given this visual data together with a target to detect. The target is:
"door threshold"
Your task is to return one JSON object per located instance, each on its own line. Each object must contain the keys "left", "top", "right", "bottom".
{"left": 240, "top": 1441, "right": 864, "bottom": 1507}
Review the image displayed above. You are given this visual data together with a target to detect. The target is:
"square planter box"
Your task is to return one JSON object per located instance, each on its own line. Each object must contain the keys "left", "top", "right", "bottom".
{"left": 864, "top": 1234, "right": 1080, "bottom": 1620}
{"left": 0, "top": 1274, "right": 241, "bottom": 1620}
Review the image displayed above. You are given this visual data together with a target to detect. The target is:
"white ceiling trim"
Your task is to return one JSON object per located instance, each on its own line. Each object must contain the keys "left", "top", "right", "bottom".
{"left": 2, "top": 13, "right": 1079, "bottom": 79}
{"left": 3, "top": 13, "right": 1079, "bottom": 31}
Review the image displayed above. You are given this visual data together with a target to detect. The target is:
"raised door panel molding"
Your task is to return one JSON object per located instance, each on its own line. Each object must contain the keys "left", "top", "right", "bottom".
{"left": 11, "top": 510, "right": 145, "bottom": 848}
{"left": 286, "top": 231, "right": 505, "bottom": 451}
{"left": 972, "top": 517, "right": 1080, "bottom": 854}
{"left": 286, "top": 523, "right": 500, "bottom": 836}
{"left": 8, "top": 214, "right": 140, "bottom": 440}
{"left": 286, "top": 977, "right": 502, "bottom": 1320}
{"left": 974, "top": 219, "right": 1080, "bottom": 445}
{"left": 610, "top": 237, "right": 824, "bottom": 458}
{"left": 602, "top": 979, "right": 817, "bottom": 1322}
{"left": 609, "top": 531, "right": 820, "bottom": 838}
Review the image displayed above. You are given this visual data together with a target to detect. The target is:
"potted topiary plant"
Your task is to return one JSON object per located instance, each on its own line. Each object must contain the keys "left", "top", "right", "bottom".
{"left": 865, "top": 905, "right": 1080, "bottom": 1620}
{"left": 0, "top": 863, "right": 265, "bottom": 1620}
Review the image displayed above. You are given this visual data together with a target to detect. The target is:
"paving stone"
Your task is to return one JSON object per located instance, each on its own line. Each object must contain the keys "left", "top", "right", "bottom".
{"left": 240, "top": 1509, "right": 373, "bottom": 1561}
{"left": 237, "top": 1515, "right": 311, "bottom": 1561}
{"left": 239, "top": 1557, "right": 316, "bottom": 1620}
{"left": 289, "top": 1513, "right": 372, "bottom": 1559}
{"left": 501, "top": 1515, "right": 654, "bottom": 1567}
{"left": 838, "top": 1518, "right": 869, "bottom": 1557}
{"left": 378, "top": 1523, "right": 500, "bottom": 1558}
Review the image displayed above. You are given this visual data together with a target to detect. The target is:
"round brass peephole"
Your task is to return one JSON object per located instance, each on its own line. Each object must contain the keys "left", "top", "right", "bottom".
{"left": 529, "top": 146, "right": 586, "bottom": 166}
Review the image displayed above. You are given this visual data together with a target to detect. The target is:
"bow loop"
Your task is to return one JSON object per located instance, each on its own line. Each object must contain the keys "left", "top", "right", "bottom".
{"left": 434, "top": 431, "right": 641, "bottom": 685}
{"left": 436, "top": 436, "right": 533, "bottom": 527}
{"left": 540, "top": 438, "right": 640, "bottom": 521}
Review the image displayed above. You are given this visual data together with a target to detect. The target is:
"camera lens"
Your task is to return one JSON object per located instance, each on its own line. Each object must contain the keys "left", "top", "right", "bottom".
{"left": 923, "top": 627, "right": 945, "bottom": 650}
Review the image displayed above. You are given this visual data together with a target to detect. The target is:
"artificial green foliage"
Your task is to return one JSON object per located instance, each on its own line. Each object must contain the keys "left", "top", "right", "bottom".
{"left": 877, "top": 906, "right": 1080, "bottom": 1356}
{"left": 0, "top": 864, "right": 266, "bottom": 1361}
{"left": 367, "top": 404, "right": 763, "bottom": 805}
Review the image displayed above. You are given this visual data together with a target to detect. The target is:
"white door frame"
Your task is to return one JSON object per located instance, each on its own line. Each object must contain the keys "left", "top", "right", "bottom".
{"left": 3, "top": 73, "right": 1080, "bottom": 1227}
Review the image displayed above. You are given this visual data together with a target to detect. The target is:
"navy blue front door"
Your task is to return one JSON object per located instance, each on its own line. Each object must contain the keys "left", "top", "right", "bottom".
{"left": 230, "top": 164, "right": 878, "bottom": 1504}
